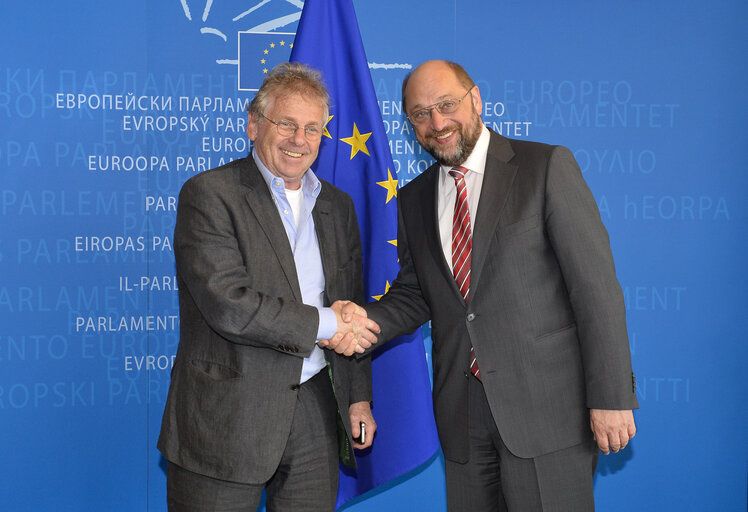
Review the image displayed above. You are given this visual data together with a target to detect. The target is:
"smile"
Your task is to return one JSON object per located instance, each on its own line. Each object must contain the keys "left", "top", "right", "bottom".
{"left": 436, "top": 130, "right": 455, "bottom": 140}
{"left": 281, "top": 149, "right": 303, "bottom": 158}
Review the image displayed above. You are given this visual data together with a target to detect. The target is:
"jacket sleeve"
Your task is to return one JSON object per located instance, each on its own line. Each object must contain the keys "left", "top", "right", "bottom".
{"left": 544, "top": 146, "right": 638, "bottom": 410}
{"left": 364, "top": 194, "right": 432, "bottom": 349}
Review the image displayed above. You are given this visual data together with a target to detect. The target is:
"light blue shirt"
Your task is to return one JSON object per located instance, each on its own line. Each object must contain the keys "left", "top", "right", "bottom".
{"left": 252, "top": 151, "right": 337, "bottom": 383}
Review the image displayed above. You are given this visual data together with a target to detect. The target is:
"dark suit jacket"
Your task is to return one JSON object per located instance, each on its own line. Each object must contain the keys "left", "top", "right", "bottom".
{"left": 158, "top": 157, "right": 371, "bottom": 483}
{"left": 366, "top": 130, "right": 638, "bottom": 462}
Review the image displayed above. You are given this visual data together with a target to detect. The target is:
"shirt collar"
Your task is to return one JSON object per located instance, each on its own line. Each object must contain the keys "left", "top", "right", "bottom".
{"left": 440, "top": 124, "right": 490, "bottom": 183}
{"left": 252, "top": 150, "right": 322, "bottom": 199}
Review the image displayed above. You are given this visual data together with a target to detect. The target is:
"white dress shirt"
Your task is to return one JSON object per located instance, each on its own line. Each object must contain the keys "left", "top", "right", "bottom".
{"left": 437, "top": 125, "right": 491, "bottom": 266}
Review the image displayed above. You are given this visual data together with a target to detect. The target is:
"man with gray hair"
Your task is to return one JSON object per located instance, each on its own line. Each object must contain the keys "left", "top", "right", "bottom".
{"left": 158, "top": 62, "right": 381, "bottom": 511}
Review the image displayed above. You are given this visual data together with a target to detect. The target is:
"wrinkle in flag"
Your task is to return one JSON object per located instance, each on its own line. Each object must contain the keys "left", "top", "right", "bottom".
{"left": 289, "top": 0, "right": 440, "bottom": 507}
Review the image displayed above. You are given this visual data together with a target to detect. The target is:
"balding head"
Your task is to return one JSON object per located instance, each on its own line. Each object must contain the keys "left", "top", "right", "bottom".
{"left": 400, "top": 60, "right": 483, "bottom": 167}
{"left": 402, "top": 60, "right": 476, "bottom": 115}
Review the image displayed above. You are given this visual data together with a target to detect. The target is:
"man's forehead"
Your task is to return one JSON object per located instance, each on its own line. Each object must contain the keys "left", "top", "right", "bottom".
{"left": 406, "top": 72, "right": 464, "bottom": 108}
{"left": 268, "top": 93, "right": 324, "bottom": 121}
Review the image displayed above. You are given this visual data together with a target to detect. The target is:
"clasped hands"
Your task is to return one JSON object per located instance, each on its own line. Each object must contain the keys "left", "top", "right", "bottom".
{"left": 318, "top": 300, "right": 380, "bottom": 356}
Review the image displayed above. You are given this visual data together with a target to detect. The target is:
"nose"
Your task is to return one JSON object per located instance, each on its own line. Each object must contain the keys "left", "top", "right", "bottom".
{"left": 289, "top": 127, "right": 306, "bottom": 146}
{"left": 430, "top": 109, "right": 450, "bottom": 131}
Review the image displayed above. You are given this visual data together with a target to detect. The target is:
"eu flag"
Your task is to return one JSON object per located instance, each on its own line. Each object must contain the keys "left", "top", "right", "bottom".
{"left": 289, "top": 0, "right": 439, "bottom": 507}
{"left": 238, "top": 31, "right": 295, "bottom": 91}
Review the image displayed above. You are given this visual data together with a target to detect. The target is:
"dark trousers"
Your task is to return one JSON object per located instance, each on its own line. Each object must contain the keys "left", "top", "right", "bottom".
{"left": 445, "top": 375, "right": 598, "bottom": 512}
{"left": 167, "top": 369, "right": 339, "bottom": 512}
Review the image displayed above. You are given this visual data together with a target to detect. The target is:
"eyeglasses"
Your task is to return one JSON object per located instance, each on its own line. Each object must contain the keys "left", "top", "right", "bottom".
{"left": 406, "top": 88, "right": 473, "bottom": 125}
{"left": 259, "top": 113, "right": 323, "bottom": 141}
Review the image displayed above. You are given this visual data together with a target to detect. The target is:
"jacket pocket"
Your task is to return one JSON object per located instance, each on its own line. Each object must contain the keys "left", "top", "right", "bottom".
{"left": 495, "top": 214, "right": 540, "bottom": 240}
{"left": 189, "top": 359, "right": 242, "bottom": 381}
{"left": 534, "top": 323, "right": 576, "bottom": 343}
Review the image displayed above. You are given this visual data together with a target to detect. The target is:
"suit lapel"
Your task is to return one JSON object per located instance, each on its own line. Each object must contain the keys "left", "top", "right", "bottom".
{"left": 470, "top": 133, "right": 518, "bottom": 297}
{"left": 418, "top": 166, "right": 466, "bottom": 303}
{"left": 312, "top": 191, "right": 337, "bottom": 303}
{"left": 240, "top": 158, "right": 303, "bottom": 301}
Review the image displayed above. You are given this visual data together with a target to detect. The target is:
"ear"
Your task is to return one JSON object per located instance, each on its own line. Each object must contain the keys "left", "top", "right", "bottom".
{"left": 246, "top": 113, "right": 258, "bottom": 141}
{"left": 470, "top": 85, "right": 483, "bottom": 116}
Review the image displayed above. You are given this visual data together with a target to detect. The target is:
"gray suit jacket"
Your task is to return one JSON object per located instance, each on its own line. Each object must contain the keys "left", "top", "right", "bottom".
{"left": 158, "top": 157, "right": 371, "bottom": 483}
{"left": 366, "top": 130, "right": 638, "bottom": 462}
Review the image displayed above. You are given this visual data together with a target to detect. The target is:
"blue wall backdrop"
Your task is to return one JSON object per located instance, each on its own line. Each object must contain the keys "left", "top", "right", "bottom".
{"left": 1, "top": 1, "right": 746, "bottom": 510}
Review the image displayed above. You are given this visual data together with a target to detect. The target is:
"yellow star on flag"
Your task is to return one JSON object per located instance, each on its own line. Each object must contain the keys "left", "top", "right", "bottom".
{"left": 280, "top": 41, "right": 285, "bottom": 46}
{"left": 372, "top": 281, "right": 391, "bottom": 301}
{"left": 322, "top": 115, "right": 334, "bottom": 139}
{"left": 388, "top": 239, "right": 400, "bottom": 263}
{"left": 264, "top": 49, "right": 269, "bottom": 54}
{"left": 263, "top": 68, "right": 268, "bottom": 74}
{"left": 340, "top": 123, "right": 371, "bottom": 159}
{"left": 261, "top": 58, "right": 266, "bottom": 64}
{"left": 376, "top": 168, "right": 398, "bottom": 204}
{"left": 270, "top": 43, "right": 276, "bottom": 48}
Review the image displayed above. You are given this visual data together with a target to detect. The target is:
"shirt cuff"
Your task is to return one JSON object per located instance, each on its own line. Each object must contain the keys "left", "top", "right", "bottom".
{"left": 316, "top": 307, "right": 338, "bottom": 341}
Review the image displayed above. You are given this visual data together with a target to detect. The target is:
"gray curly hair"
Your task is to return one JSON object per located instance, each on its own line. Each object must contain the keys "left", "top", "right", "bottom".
{"left": 248, "top": 62, "right": 330, "bottom": 122}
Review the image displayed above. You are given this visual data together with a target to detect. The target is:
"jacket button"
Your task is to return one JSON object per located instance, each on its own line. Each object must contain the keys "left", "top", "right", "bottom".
{"left": 464, "top": 371, "right": 469, "bottom": 378}
{"left": 291, "top": 384, "right": 300, "bottom": 390}
{"left": 466, "top": 313, "right": 475, "bottom": 322}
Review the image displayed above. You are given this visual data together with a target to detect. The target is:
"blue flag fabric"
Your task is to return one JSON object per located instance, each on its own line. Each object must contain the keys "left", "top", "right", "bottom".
{"left": 289, "top": 0, "right": 440, "bottom": 506}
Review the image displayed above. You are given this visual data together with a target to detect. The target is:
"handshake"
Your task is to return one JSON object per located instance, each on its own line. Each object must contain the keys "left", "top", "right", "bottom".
{"left": 318, "top": 300, "right": 381, "bottom": 357}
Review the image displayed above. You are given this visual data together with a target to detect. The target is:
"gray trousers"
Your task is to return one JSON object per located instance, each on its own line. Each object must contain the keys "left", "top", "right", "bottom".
{"left": 167, "top": 369, "right": 339, "bottom": 512}
{"left": 445, "top": 375, "right": 599, "bottom": 512}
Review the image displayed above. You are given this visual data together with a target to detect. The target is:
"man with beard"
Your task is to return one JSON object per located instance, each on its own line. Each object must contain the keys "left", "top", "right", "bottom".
{"left": 332, "top": 60, "right": 638, "bottom": 510}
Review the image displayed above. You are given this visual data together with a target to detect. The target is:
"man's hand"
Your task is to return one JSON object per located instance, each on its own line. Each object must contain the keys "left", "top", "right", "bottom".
{"left": 349, "top": 401, "right": 376, "bottom": 450}
{"left": 319, "top": 331, "right": 360, "bottom": 356}
{"left": 318, "top": 301, "right": 380, "bottom": 356}
{"left": 590, "top": 409, "right": 636, "bottom": 455}
{"left": 339, "top": 300, "right": 362, "bottom": 323}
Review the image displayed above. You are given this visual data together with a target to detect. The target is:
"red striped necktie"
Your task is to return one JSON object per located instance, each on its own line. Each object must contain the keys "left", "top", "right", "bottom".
{"left": 449, "top": 167, "right": 481, "bottom": 381}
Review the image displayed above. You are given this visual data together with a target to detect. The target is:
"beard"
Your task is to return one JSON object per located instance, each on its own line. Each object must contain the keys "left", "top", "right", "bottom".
{"left": 419, "top": 112, "right": 483, "bottom": 167}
